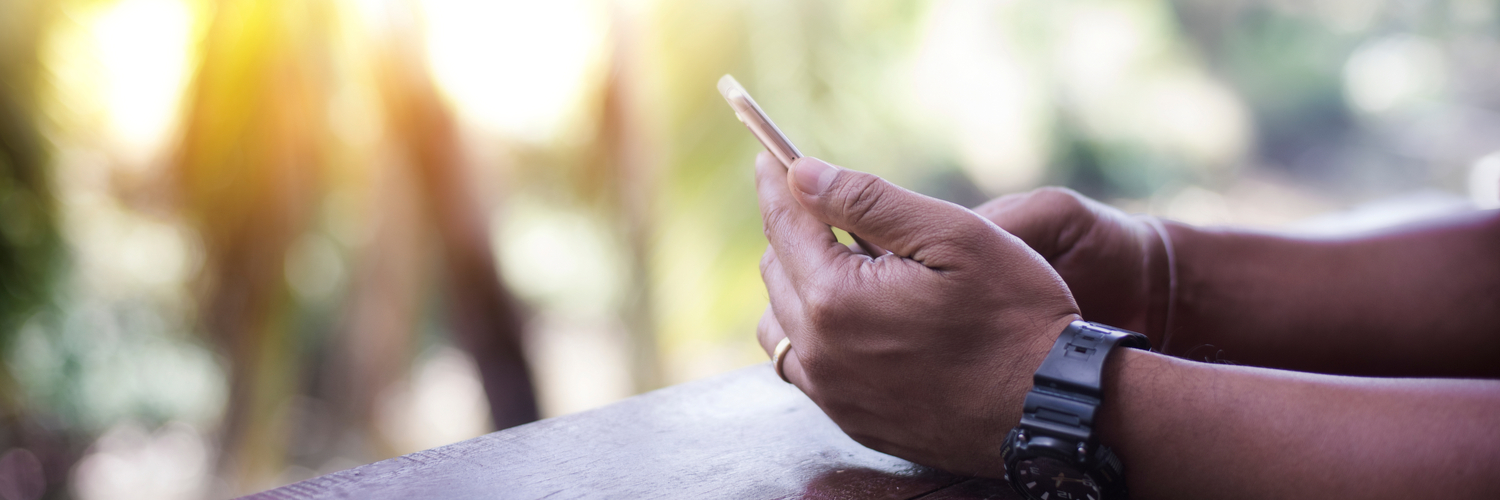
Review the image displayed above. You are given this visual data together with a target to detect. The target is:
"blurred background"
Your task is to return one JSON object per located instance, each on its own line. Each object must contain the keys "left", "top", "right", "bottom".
{"left": 0, "top": 0, "right": 1497, "bottom": 497}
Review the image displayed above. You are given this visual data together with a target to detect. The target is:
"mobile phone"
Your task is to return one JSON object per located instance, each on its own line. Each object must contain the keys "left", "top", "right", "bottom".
{"left": 719, "top": 75, "right": 891, "bottom": 256}
{"left": 718, "top": 75, "right": 802, "bottom": 168}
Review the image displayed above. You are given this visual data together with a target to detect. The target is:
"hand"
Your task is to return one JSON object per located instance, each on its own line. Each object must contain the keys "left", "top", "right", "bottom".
{"left": 753, "top": 152, "right": 1079, "bottom": 477}
{"left": 974, "top": 188, "right": 1167, "bottom": 342}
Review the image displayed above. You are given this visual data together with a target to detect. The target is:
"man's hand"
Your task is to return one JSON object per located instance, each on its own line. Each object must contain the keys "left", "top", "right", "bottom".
{"left": 753, "top": 152, "right": 1079, "bottom": 477}
{"left": 977, "top": 188, "right": 1500, "bottom": 376}
{"left": 974, "top": 188, "right": 1168, "bottom": 345}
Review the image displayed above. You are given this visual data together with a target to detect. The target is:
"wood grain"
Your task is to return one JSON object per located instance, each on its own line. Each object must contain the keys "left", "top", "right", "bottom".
{"left": 244, "top": 364, "right": 1017, "bottom": 499}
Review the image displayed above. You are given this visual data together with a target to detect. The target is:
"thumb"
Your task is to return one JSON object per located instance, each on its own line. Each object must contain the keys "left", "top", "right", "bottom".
{"left": 788, "top": 157, "right": 997, "bottom": 267}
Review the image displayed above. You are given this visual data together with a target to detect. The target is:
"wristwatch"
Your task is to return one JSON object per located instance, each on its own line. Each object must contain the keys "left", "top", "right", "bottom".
{"left": 1000, "top": 321, "right": 1151, "bottom": 500}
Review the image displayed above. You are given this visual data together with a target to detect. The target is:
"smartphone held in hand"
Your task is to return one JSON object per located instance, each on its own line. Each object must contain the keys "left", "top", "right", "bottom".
{"left": 719, "top": 75, "right": 891, "bottom": 256}
{"left": 718, "top": 75, "right": 803, "bottom": 168}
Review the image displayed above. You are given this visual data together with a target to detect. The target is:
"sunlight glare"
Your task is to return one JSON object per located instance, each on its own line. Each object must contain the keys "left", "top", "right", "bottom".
{"left": 1057, "top": 2, "right": 1154, "bottom": 94}
{"left": 421, "top": 0, "right": 605, "bottom": 141}
{"left": 93, "top": 0, "right": 195, "bottom": 165}
{"left": 911, "top": 0, "right": 1050, "bottom": 193}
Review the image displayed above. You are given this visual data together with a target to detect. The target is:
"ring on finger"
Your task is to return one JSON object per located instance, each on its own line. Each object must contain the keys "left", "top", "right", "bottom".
{"left": 772, "top": 337, "right": 793, "bottom": 384}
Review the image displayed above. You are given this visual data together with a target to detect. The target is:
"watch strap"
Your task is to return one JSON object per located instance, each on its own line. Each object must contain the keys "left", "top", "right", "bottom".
{"left": 1020, "top": 321, "right": 1151, "bottom": 448}
{"left": 1005, "top": 321, "right": 1150, "bottom": 500}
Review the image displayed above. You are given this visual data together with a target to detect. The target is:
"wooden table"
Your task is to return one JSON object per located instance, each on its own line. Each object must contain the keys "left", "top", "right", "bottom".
{"left": 246, "top": 364, "right": 1019, "bottom": 499}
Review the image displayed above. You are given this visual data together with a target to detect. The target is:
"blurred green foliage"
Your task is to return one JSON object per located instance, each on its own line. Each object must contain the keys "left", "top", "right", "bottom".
{"left": 0, "top": 0, "right": 62, "bottom": 404}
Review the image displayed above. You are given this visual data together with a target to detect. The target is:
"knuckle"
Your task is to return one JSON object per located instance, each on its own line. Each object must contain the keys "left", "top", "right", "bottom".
{"left": 798, "top": 274, "right": 858, "bottom": 313}
{"left": 1033, "top": 187, "right": 1102, "bottom": 244}
{"left": 799, "top": 285, "right": 849, "bottom": 332}
{"left": 1030, "top": 185, "right": 1073, "bottom": 202}
{"left": 974, "top": 193, "right": 1021, "bottom": 217}
{"left": 953, "top": 208, "right": 995, "bottom": 234}
{"left": 800, "top": 289, "right": 834, "bottom": 326}
{"left": 1032, "top": 186, "right": 1087, "bottom": 215}
{"left": 762, "top": 204, "right": 798, "bottom": 238}
{"left": 832, "top": 173, "right": 888, "bottom": 227}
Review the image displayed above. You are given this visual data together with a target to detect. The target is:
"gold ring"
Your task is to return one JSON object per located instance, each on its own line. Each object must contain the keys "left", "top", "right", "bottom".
{"left": 772, "top": 337, "right": 793, "bottom": 383}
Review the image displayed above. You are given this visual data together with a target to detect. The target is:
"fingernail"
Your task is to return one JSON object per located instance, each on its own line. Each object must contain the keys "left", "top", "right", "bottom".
{"left": 793, "top": 157, "right": 839, "bottom": 195}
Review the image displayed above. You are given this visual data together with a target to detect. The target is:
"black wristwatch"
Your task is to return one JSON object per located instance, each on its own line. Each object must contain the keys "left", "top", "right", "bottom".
{"left": 1000, "top": 320, "right": 1151, "bottom": 500}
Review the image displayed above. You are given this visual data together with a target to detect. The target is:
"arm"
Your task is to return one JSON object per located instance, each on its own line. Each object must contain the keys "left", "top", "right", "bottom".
{"left": 1100, "top": 348, "right": 1500, "bottom": 499}
{"left": 754, "top": 156, "right": 1500, "bottom": 496}
{"left": 977, "top": 189, "right": 1500, "bottom": 377}
{"left": 1166, "top": 213, "right": 1500, "bottom": 376}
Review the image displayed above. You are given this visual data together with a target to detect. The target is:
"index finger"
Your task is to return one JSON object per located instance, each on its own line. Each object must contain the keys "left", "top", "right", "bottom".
{"left": 755, "top": 151, "right": 849, "bottom": 286}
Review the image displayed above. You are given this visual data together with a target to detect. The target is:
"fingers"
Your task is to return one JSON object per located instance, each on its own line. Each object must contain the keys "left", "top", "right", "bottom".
{"left": 759, "top": 246, "right": 804, "bottom": 337}
{"left": 971, "top": 192, "right": 1029, "bottom": 221}
{"left": 756, "top": 152, "right": 847, "bottom": 285}
{"left": 973, "top": 187, "right": 1095, "bottom": 259}
{"left": 848, "top": 232, "right": 889, "bottom": 257}
{"left": 755, "top": 306, "right": 811, "bottom": 390}
{"left": 784, "top": 156, "right": 994, "bottom": 269}
{"left": 755, "top": 305, "right": 783, "bottom": 354}
{"left": 753, "top": 151, "right": 826, "bottom": 394}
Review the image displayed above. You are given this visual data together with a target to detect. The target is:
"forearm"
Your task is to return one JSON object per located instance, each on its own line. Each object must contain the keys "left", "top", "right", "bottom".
{"left": 1162, "top": 209, "right": 1500, "bottom": 376}
{"left": 1099, "top": 349, "right": 1500, "bottom": 500}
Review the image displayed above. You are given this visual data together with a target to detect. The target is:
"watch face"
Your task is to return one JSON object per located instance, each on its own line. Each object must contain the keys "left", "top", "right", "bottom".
{"left": 1013, "top": 456, "right": 1101, "bottom": 500}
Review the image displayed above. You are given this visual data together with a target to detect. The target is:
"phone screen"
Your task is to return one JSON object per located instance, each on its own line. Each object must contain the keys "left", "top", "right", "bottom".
{"left": 718, "top": 75, "right": 803, "bottom": 168}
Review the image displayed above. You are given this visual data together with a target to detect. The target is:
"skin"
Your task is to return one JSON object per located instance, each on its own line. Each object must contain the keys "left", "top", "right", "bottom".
{"left": 975, "top": 188, "right": 1500, "bottom": 377}
{"left": 754, "top": 152, "right": 1500, "bottom": 499}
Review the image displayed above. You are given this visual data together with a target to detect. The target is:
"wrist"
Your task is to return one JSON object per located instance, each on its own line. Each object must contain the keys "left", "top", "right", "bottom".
{"left": 1095, "top": 348, "right": 1209, "bottom": 500}
{"left": 1002, "top": 321, "right": 1151, "bottom": 499}
{"left": 1096, "top": 348, "right": 1165, "bottom": 447}
{"left": 1158, "top": 220, "right": 1206, "bottom": 359}
{"left": 1139, "top": 216, "right": 1177, "bottom": 352}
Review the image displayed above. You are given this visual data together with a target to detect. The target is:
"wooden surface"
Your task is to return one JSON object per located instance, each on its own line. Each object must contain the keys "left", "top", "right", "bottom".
{"left": 245, "top": 364, "right": 1017, "bottom": 499}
